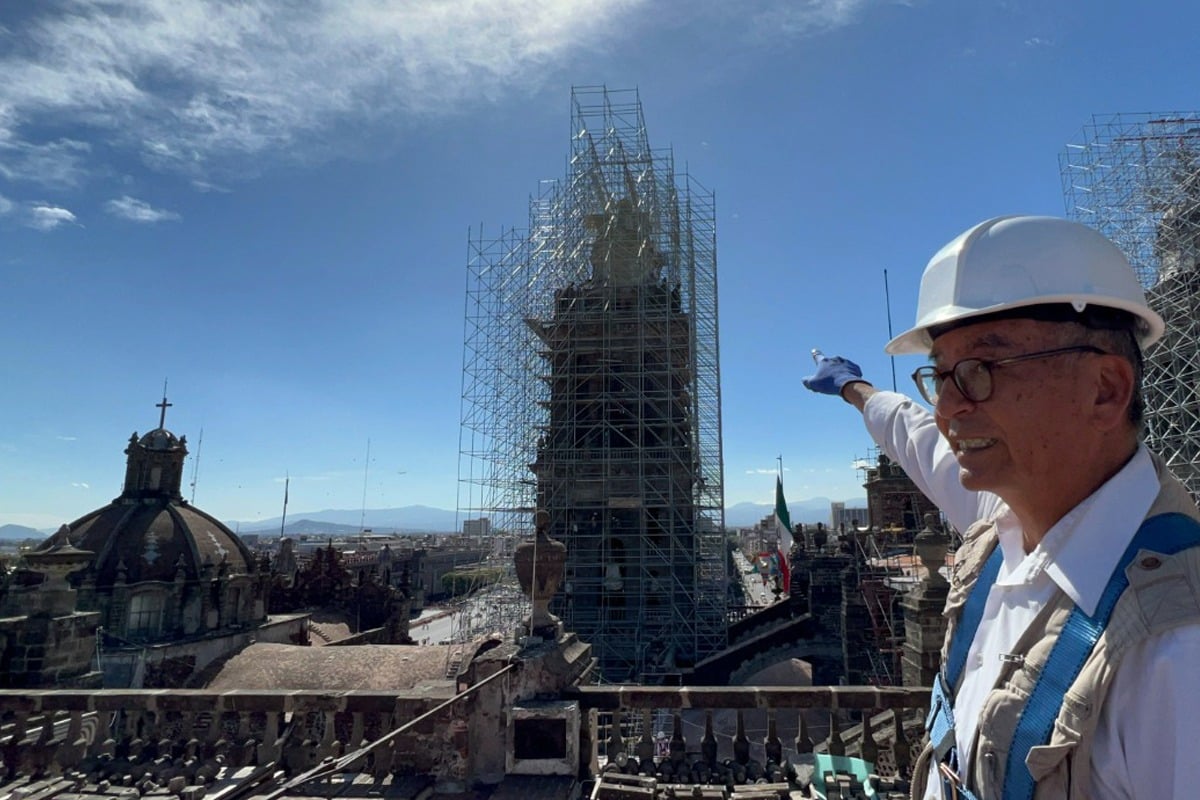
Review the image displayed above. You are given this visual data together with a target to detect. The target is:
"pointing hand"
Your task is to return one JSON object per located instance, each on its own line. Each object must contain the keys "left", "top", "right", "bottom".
{"left": 802, "top": 356, "right": 866, "bottom": 396}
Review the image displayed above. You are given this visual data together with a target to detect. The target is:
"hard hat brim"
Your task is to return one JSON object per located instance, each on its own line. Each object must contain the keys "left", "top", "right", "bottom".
{"left": 885, "top": 296, "right": 1166, "bottom": 356}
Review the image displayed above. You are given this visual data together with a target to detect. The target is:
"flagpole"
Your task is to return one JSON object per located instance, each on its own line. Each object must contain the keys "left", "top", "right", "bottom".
{"left": 772, "top": 463, "right": 793, "bottom": 598}
{"left": 279, "top": 474, "right": 289, "bottom": 539}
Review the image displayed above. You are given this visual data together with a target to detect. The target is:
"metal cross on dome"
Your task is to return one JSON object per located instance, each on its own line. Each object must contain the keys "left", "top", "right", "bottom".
{"left": 156, "top": 380, "right": 172, "bottom": 429}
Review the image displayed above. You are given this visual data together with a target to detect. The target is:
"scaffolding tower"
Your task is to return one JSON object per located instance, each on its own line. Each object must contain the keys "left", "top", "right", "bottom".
{"left": 1061, "top": 113, "right": 1200, "bottom": 498}
{"left": 458, "top": 86, "right": 727, "bottom": 682}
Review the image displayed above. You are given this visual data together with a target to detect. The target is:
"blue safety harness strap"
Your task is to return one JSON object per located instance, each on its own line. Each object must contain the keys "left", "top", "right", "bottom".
{"left": 1002, "top": 512, "right": 1200, "bottom": 800}
{"left": 926, "top": 545, "right": 1003, "bottom": 799}
{"left": 946, "top": 546, "right": 1004, "bottom": 688}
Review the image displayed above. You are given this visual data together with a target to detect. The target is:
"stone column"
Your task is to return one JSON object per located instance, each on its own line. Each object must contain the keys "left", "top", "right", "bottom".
{"left": 900, "top": 514, "right": 950, "bottom": 687}
{"left": 462, "top": 508, "right": 592, "bottom": 786}
{"left": 3, "top": 534, "right": 101, "bottom": 688}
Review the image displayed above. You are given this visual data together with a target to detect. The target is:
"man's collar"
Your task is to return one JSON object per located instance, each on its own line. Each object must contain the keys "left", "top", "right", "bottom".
{"left": 1041, "top": 446, "right": 1158, "bottom": 615}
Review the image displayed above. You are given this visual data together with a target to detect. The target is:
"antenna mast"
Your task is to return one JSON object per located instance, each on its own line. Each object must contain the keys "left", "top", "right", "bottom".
{"left": 359, "top": 438, "right": 371, "bottom": 534}
{"left": 188, "top": 427, "right": 203, "bottom": 504}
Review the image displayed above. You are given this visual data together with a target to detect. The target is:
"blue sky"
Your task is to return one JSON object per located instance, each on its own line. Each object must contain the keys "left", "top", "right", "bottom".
{"left": 2, "top": 0, "right": 1197, "bottom": 530}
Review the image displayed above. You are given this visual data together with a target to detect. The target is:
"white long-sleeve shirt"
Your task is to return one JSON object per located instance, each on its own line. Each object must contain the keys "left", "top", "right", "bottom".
{"left": 862, "top": 390, "right": 1200, "bottom": 799}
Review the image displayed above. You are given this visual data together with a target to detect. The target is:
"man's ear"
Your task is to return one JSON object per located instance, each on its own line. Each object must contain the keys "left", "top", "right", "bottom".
{"left": 1092, "top": 354, "right": 1135, "bottom": 431}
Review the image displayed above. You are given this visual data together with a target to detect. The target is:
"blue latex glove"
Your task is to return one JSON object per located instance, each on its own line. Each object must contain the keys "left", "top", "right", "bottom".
{"left": 802, "top": 356, "right": 866, "bottom": 395}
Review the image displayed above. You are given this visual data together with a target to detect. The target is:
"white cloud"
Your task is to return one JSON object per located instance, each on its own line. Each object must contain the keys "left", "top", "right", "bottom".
{"left": 1024, "top": 36, "right": 1052, "bottom": 48}
{"left": 747, "top": 0, "right": 899, "bottom": 40}
{"left": 0, "top": 137, "right": 92, "bottom": 189}
{"left": 0, "top": 0, "right": 648, "bottom": 186}
{"left": 105, "top": 195, "right": 181, "bottom": 223}
{"left": 56, "top": 435, "right": 78, "bottom": 441}
{"left": 71, "top": 482, "right": 90, "bottom": 489}
{"left": 27, "top": 204, "right": 77, "bottom": 231}
{"left": 0, "top": 196, "right": 79, "bottom": 230}
{"left": 0, "top": 1, "right": 886, "bottom": 189}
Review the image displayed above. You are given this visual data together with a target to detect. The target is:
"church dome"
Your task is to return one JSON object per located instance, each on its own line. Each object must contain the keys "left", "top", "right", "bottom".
{"left": 41, "top": 394, "right": 255, "bottom": 587}
{"left": 31, "top": 395, "right": 270, "bottom": 657}
{"left": 64, "top": 501, "right": 253, "bottom": 586}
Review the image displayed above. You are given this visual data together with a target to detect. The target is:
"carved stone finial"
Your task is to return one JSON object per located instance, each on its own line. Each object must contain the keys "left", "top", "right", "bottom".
{"left": 914, "top": 513, "right": 950, "bottom": 587}
{"left": 514, "top": 509, "right": 567, "bottom": 638}
{"left": 23, "top": 528, "right": 92, "bottom": 592}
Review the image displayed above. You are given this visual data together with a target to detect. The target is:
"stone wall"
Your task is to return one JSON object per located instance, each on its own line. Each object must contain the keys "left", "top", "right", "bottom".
{"left": 0, "top": 610, "right": 102, "bottom": 689}
{"left": 803, "top": 551, "right": 853, "bottom": 684}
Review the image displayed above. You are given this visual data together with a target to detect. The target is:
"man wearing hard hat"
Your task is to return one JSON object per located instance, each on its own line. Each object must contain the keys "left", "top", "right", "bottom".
{"left": 803, "top": 216, "right": 1200, "bottom": 799}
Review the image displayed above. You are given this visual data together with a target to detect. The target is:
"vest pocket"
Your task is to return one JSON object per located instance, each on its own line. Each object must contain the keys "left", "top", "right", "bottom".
{"left": 1025, "top": 741, "right": 1075, "bottom": 794}
{"left": 1054, "top": 690, "right": 1092, "bottom": 739}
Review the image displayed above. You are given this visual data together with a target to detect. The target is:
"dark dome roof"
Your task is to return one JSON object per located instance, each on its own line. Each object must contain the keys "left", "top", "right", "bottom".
{"left": 62, "top": 499, "right": 254, "bottom": 585}
{"left": 44, "top": 409, "right": 254, "bottom": 587}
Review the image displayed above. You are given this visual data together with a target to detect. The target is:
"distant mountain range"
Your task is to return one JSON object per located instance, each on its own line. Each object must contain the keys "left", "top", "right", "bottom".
{"left": 0, "top": 524, "right": 44, "bottom": 542}
{"left": 234, "top": 499, "right": 862, "bottom": 535}
{"left": 230, "top": 505, "right": 460, "bottom": 535}
{"left": 0, "top": 498, "right": 867, "bottom": 541}
{"left": 235, "top": 520, "right": 378, "bottom": 538}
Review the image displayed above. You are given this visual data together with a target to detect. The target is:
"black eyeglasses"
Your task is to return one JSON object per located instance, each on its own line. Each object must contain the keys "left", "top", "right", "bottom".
{"left": 911, "top": 345, "right": 1108, "bottom": 405}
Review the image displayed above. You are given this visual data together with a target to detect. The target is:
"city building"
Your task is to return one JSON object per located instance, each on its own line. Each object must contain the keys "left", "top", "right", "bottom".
{"left": 830, "top": 501, "right": 870, "bottom": 531}
{"left": 0, "top": 505, "right": 945, "bottom": 799}
{"left": 463, "top": 517, "right": 492, "bottom": 538}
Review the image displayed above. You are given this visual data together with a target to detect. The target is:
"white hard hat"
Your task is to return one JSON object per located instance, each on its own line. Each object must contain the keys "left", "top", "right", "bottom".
{"left": 885, "top": 215, "right": 1165, "bottom": 355}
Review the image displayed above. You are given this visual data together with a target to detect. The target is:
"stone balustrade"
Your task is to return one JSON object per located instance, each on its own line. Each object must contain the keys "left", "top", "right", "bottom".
{"left": 0, "top": 689, "right": 455, "bottom": 793}
{"left": 568, "top": 685, "right": 928, "bottom": 799}
{"left": 0, "top": 685, "right": 930, "bottom": 799}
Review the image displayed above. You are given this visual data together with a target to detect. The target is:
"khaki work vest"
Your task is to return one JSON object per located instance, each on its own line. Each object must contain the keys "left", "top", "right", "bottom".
{"left": 911, "top": 457, "right": 1200, "bottom": 799}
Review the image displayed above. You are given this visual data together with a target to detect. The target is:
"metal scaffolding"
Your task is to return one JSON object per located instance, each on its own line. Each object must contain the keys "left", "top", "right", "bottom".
{"left": 458, "top": 86, "right": 727, "bottom": 682}
{"left": 1061, "top": 113, "right": 1200, "bottom": 499}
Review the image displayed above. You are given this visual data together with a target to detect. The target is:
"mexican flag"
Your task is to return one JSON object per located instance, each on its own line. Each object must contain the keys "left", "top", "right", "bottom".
{"left": 774, "top": 476, "right": 793, "bottom": 594}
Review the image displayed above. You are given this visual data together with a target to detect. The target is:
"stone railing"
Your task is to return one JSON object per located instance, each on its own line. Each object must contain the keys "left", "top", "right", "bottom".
{"left": 0, "top": 684, "right": 929, "bottom": 799}
{"left": 567, "top": 685, "right": 928, "bottom": 799}
{"left": 0, "top": 689, "right": 460, "bottom": 795}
